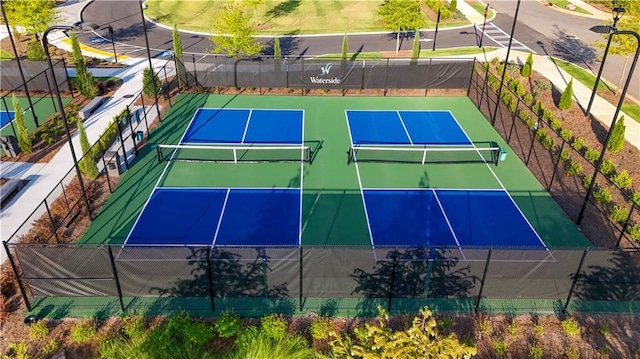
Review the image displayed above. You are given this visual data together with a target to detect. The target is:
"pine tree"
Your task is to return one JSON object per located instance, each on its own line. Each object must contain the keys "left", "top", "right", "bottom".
{"left": 142, "top": 67, "right": 162, "bottom": 97}
{"left": 70, "top": 32, "right": 99, "bottom": 98}
{"left": 12, "top": 95, "right": 31, "bottom": 154}
{"left": 607, "top": 115, "right": 626, "bottom": 153}
{"left": 172, "top": 24, "right": 185, "bottom": 88}
{"left": 273, "top": 36, "right": 281, "bottom": 59}
{"left": 521, "top": 53, "right": 533, "bottom": 77}
{"left": 411, "top": 30, "right": 420, "bottom": 60}
{"left": 558, "top": 78, "right": 573, "bottom": 110}
{"left": 26, "top": 38, "right": 45, "bottom": 60}
{"left": 449, "top": 0, "right": 458, "bottom": 12}
{"left": 341, "top": 33, "right": 348, "bottom": 60}
{"left": 77, "top": 118, "right": 99, "bottom": 179}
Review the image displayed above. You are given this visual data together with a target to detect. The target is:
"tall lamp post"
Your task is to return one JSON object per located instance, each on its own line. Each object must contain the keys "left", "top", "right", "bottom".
{"left": 585, "top": 7, "right": 625, "bottom": 115}
{"left": 42, "top": 23, "right": 98, "bottom": 219}
{"left": 577, "top": 6, "right": 640, "bottom": 226}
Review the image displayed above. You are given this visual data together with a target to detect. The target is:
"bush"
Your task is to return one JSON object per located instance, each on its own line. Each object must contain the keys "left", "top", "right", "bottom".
{"left": 449, "top": 0, "right": 457, "bottom": 12}
{"left": 593, "top": 187, "right": 613, "bottom": 205}
{"left": 27, "top": 38, "right": 46, "bottom": 60}
{"left": 560, "top": 148, "right": 570, "bottom": 162}
{"left": 261, "top": 313, "right": 288, "bottom": 340}
{"left": 493, "top": 341, "right": 508, "bottom": 355}
{"left": 571, "top": 137, "right": 586, "bottom": 152}
{"left": 534, "top": 78, "right": 551, "bottom": 91}
{"left": 215, "top": 310, "right": 242, "bottom": 338}
{"left": 560, "top": 128, "right": 573, "bottom": 142}
{"left": 309, "top": 316, "right": 332, "bottom": 340}
{"left": 628, "top": 224, "right": 640, "bottom": 242}
{"left": 12, "top": 95, "right": 32, "bottom": 154}
{"left": 600, "top": 158, "right": 616, "bottom": 177}
{"left": 566, "top": 160, "right": 582, "bottom": 176}
{"left": 608, "top": 205, "right": 629, "bottom": 223}
{"left": 71, "top": 319, "right": 97, "bottom": 343}
{"left": 548, "top": 117, "right": 562, "bottom": 132}
{"left": 561, "top": 318, "right": 581, "bottom": 337}
{"left": 558, "top": 79, "right": 574, "bottom": 110}
{"left": 607, "top": 115, "right": 625, "bottom": 153}
{"left": 523, "top": 93, "right": 534, "bottom": 106}
{"left": 142, "top": 67, "right": 162, "bottom": 97}
{"left": 582, "top": 175, "right": 592, "bottom": 189}
{"left": 522, "top": 53, "right": 533, "bottom": 77}
{"left": 584, "top": 148, "right": 600, "bottom": 163}
{"left": 29, "top": 320, "right": 49, "bottom": 340}
{"left": 612, "top": 170, "right": 633, "bottom": 190}
{"left": 629, "top": 192, "right": 640, "bottom": 207}
{"left": 532, "top": 100, "right": 543, "bottom": 115}
{"left": 530, "top": 344, "right": 544, "bottom": 359}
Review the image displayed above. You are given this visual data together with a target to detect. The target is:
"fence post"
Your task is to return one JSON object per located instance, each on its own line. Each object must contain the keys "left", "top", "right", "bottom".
{"left": 44, "top": 200, "right": 60, "bottom": 243}
{"left": 2, "top": 241, "right": 31, "bottom": 311}
{"left": 563, "top": 248, "right": 589, "bottom": 313}
{"left": 162, "top": 65, "right": 172, "bottom": 107}
{"left": 475, "top": 247, "right": 493, "bottom": 313}
{"left": 299, "top": 246, "right": 303, "bottom": 311}
{"left": 526, "top": 120, "right": 540, "bottom": 165}
{"left": 206, "top": 247, "right": 215, "bottom": 312}
{"left": 466, "top": 59, "right": 476, "bottom": 97}
{"left": 192, "top": 54, "right": 199, "bottom": 87}
{"left": 99, "top": 141, "right": 113, "bottom": 193}
{"left": 548, "top": 140, "right": 565, "bottom": 192}
{"left": 387, "top": 247, "right": 399, "bottom": 312}
{"left": 116, "top": 120, "right": 129, "bottom": 170}
{"left": 107, "top": 246, "right": 125, "bottom": 312}
{"left": 478, "top": 64, "right": 490, "bottom": 113}
{"left": 616, "top": 202, "right": 637, "bottom": 247}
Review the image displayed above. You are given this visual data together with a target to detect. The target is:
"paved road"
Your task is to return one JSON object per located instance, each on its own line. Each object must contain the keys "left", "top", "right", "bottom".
{"left": 80, "top": 0, "right": 638, "bottom": 100}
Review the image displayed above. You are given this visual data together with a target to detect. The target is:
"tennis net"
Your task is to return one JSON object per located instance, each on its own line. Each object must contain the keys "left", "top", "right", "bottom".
{"left": 156, "top": 144, "right": 312, "bottom": 163}
{"left": 347, "top": 144, "right": 501, "bottom": 166}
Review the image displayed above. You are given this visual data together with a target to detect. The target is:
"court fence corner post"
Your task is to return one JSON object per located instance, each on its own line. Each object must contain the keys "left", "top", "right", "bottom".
{"left": 475, "top": 247, "right": 493, "bottom": 313}
{"left": 563, "top": 247, "right": 589, "bottom": 314}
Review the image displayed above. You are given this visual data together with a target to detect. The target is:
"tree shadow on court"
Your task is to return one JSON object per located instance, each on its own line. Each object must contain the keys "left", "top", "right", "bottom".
{"left": 151, "top": 246, "right": 291, "bottom": 303}
{"left": 351, "top": 248, "right": 479, "bottom": 315}
{"left": 572, "top": 250, "right": 640, "bottom": 302}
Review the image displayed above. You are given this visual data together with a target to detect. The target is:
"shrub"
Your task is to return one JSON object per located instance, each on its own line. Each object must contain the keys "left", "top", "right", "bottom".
{"left": 232, "top": 326, "right": 314, "bottom": 359}
{"left": 522, "top": 53, "right": 533, "bottom": 77}
{"left": 561, "top": 318, "right": 581, "bottom": 337}
{"left": 436, "top": 315, "right": 453, "bottom": 333}
{"left": 534, "top": 78, "right": 551, "bottom": 91}
{"left": 215, "top": 310, "right": 242, "bottom": 338}
{"left": 600, "top": 158, "right": 616, "bottom": 177}
{"left": 593, "top": 187, "right": 613, "bottom": 205}
{"left": 541, "top": 108, "right": 554, "bottom": 122}
{"left": 12, "top": 95, "right": 32, "bottom": 154}
{"left": 261, "top": 313, "right": 288, "bottom": 340}
{"left": 493, "top": 340, "right": 508, "bottom": 355}
{"left": 571, "top": 137, "right": 586, "bottom": 151}
{"left": 584, "top": 148, "right": 600, "bottom": 163}
{"left": 77, "top": 119, "right": 100, "bottom": 179}
{"left": 583, "top": 175, "right": 592, "bottom": 189}
{"left": 629, "top": 192, "right": 640, "bottom": 207}
{"left": 560, "top": 128, "right": 573, "bottom": 142}
{"left": 142, "top": 67, "right": 162, "bottom": 97}
{"left": 607, "top": 115, "right": 625, "bottom": 153}
{"left": 449, "top": 0, "right": 457, "bottom": 12}
{"left": 628, "top": 224, "right": 640, "bottom": 242}
{"left": 533, "top": 324, "right": 544, "bottom": 336}
{"left": 566, "top": 160, "right": 582, "bottom": 176}
{"left": 560, "top": 148, "right": 570, "bottom": 162}
{"left": 536, "top": 129, "right": 554, "bottom": 150}
{"left": 530, "top": 344, "right": 544, "bottom": 359}
{"left": 558, "top": 79, "right": 574, "bottom": 110}
{"left": 506, "top": 321, "right": 518, "bottom": 336}
{"left": 548, "top": 117, "right": 562, "bottom": 131}
{"left": 523, "top": 93, "right": 534, "bottom": 106}
{"left": 609, "top": 205, "right": 629, "bottom": 223}
{"left": 612, "top": 170, "right": 633, "bottom": 190}
{"left": 518, "top": 109, "right": 532, "bottom": 124}
{"left": 29, "top": 320, "right": 49, "bottom": 340}
{"left": 27, "top": 39, "right": 46, "bottom": 60}
{"left": 164, "top": 313, "right": 214, "bottom": 346}
{"left": 490, "top": 57, "right": 500, "bottom": 65}
{"left": 71, "top": 319, "right": 97, "bottom": 343}
{"left": 566, "top": 345, "right": 580, "bottom": 359}
{"left": 532, "top": 100, "right": 543, "bottom": 115}
{"left": 42, "top": 339, "right": 59, "bottom": 355}
{"left": 309, "top": 316, "right": 332, "bottom": 340}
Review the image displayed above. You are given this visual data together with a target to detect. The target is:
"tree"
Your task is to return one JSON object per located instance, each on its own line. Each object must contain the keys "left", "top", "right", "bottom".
{"left": 77, "top": 118, "right": 99, "bottom": 179}
{"left": 341, "top": 33, "right": 348, "bottom": 60}
{"left": 12, "top": 95, "right": 31, "bottom": 154}
{"left": 521, "top": 53, "right": 533, "bottom": 77}
{"left": 210, "top": 2, "right": 263, "bottom": 57}
{"left": 3, "top": 0, "right": 57, "bottom": 36}
{"left": 449, "top": 0, "right": 458, "bottom": 12}
{"left": 142, "top": 67, "right": 162, "bottom": 97}
{"left": 607, "top": 115, "right": 626, "bottom": 153}
{"left": 327, "top": 306, "right": 476, "bottom": 358}
{"left": 172, "top": 24, "right": 186, "bottom": 88}
{"left": 243, "top": 0, "right": 265, "bottom": 26}
{"left": 273, "top": 36, "right": 281, "bottom": 59}
{"left": 70, "top": 31, "right": 99, "bottom": 98}
{"left": 378, "top": 0, "right": 426, "bottom": 53}
{"left": 558, "top": 78, "right": 573, "bottom": 110}
{"left": 26, "top": 38, "right": 45, "bottom": 60}
{"left": 411, "top": 30, "right": 420, "bottom": 60}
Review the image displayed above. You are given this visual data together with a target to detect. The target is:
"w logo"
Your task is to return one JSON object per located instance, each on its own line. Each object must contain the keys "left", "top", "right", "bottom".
{"left": 320, "top": 63, "right": 332, "bottom": 76}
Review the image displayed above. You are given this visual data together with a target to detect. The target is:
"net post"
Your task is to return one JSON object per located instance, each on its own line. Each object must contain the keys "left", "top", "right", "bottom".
{"left": 156, "top": 145, "right": 162, "bottom": 163}
{"left": 347, "top": 146, "right": 353, "bottom": 165}
{"left": 494, "top": 147, "right": 500, "bottom": 166}
{"left": 421, "top": 147, "right": 427, "bottom": 165}
{"left": 233, "top": 148, "right": 238, "bottom": 163}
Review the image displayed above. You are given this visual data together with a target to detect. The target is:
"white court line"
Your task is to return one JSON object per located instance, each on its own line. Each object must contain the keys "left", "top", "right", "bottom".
{"left": 396, "top": 111, "right": 414, "bottom": 145}
{"left": 431, "top": 189, "right": 467, "bottom": 260}
{"left": 240, "top": 109, "right": 253, "bottom": 143}
{"left": 210, "top": 188, "right": 231, "bottom": 246}
{"left": 299, "top": 109, "right": 305, "bottom": 246}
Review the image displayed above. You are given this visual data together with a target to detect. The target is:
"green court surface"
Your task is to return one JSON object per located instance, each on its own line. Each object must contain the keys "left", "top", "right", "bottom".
{"left": 81, "top": 94, "right": 589, "bottom": 249}
{"left": 0, "top": 95, "right": 71, "bottom": 137}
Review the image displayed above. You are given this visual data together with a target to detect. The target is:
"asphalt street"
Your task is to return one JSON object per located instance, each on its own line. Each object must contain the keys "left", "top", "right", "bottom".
{"left": 79, "top": 0, "right": 638, "bottom": 101}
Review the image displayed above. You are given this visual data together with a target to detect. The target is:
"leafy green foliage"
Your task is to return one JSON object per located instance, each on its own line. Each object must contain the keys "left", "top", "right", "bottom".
{"left": 70, "top": 32, "right": 99, "bottom": 98}
{"left": 28, "top": 320, "right": 48, "bottom": 340}
{"left": 449, "top": 0, "right": 457, "bottom": 12}
{"left": 411, "top": 30, "right": 420, "bottom": 60}
{"left": 629, "top": 192, "right": 640, "bottom": 207}
{"left": 327, "top": 306, "right": 476, "bottom": 358}
{"left": 566, "top": 160, "right": 582, "bottom": 176}
{"left": 3, "top": 0, "right": 57, "bottom": 35}
{"left": 230, "top": 326, "right": 314, "bottom": 359}
{"left": 261, "top": 313, "right": 288, "bottom": 340}
{"left": 560, "top": 148, "right": 570, "bottom": 162}
{"left": 584, "top": 147, "right": 600, "bottom": 163}
{"left": 173, "top": 24, "right": 185, "bottom": 88}
{"left": 612, "top": 170, "right": 633, "bottom": 190}
{"left": 274, "top": 36, "right": 281, "bottom": 59}
{"left": 310, "top": 316, "right": 333, "bottom": 340}
{"left": 215, "top": 310, "right": 243, "bottom": 338}
{"left": 600, "top": 158, "right": 616, "bottom": 177}
{"left": 210, "top": 2, "right": 263, "bottom": 57}
{"left": 71, "top": 318, "right": 97, "bottom": 344}
{"left": 522, "top": 53, "right": 533, "bottom": 77}
{"left": 378, "top": 0, "right": 426, "bottom": 53}
{"left": 561, "top": 318, "right": 581, "bottom": 337}
{"left": 593, "top": 187, "right": 613, "bottom": 205}
{"left": 529, "top": 344, "right": 544, "bottom": 359}
{"left": 26, "top": 38, "right": 45, "bottom": 60}
{"left": 342, "top": 33, "right": 349, "bottom": 60}
{"left": 628, "top": 224, "right": 640, "bottom": 242}
{"left": 12, "top": 95, "right": 32, "bottom": 154}
{"left": 533, "top": 324, "right": 545, "bottom": 336}
{"left": 41, "top": 339, "right": 59, "bottom": 355}
{"left": 77, "top": 119, "right": 99, "bottom": 179}
{"left": 558, "top": 79, "right": 574, "bottom": 110}
{"left": 523, "top": 93, "right": 534, "bottom": 106}
{"left": 571, "top": 137, "right": 586, "bottom": 152}
{"left": 424, "top": 0, "right": 452, "bottom": 19}
{"left": 607, "top": 115, "right": 626, "bottom": 153}
{"left": 560, "top": 128, "right": 573, "bottom": 142}
{"left": 506, "top": 321, "right": 518, "bottom": 336}
{"left": 565, "top": 345, "right": 580, "bottom": 359}
{"left": 493, "top": 340, "right": 508, "bottom": 356}
{"left": 142, "top": 68, "right": 162, "bottom": 97}
{"left": 608, "top": 205, "right": 629, "bottom": 223}
{"left": 582, "top": 175, "right": 592, "bottom": 190}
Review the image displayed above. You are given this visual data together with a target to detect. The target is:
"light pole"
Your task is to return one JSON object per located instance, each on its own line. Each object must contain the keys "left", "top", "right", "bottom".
{"left": 42, "top": 23, "right": 98, "bottom": 219}
{"left": 577, "top": 7, "right": 640, "bottom": 226}
{"left": 106, "top": 24, "right": 118, "bottom": 63}
{"left": 585, "top": 7, "right": 625, "bottom": 115}
{"left": 491, "top": 0, "right": 521, "bottom": 125}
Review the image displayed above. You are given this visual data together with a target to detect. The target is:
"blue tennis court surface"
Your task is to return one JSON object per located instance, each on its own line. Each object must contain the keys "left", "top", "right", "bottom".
{"left": 363, "top": 189, "right": 545, "bottom": 248}
{"left": 183, "top": 108, "right": 303, "bottom": 144}
{"left": 1, "top": 111, "right": 15, "bottom": 129}
{"left": 126, "top": 188, "right": 301, "bottom": 246}
{"left": 346, "top": 110, "right": 471, "bottom": 145}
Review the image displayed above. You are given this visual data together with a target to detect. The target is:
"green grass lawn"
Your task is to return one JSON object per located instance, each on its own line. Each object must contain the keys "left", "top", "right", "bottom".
{"left": 0, "top": 49, "right": 13, "bottom": 60}
{"left": 546, "top": 0, "right": 592, "bottom": 14}
{"left": 468, "top": 2, "right": 494, "bottom": 19}
{"left": 146, "top": 0, "right": 468, "bottom": 35}
{"left": 550, "top": 57, "right": 639, "bottom": 124}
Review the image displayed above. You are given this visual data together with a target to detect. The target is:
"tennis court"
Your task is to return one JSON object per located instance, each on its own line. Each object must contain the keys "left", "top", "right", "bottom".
{"left": 1, "top": 111, "right": 15, "bottom": 131}
{"left": 112, "top": 98, "right": 580, "bottom": 252}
